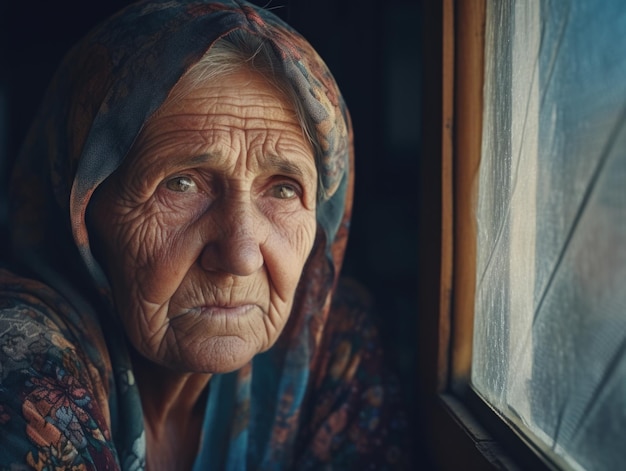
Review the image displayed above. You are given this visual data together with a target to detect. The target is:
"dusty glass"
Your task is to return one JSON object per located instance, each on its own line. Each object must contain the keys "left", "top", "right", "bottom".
{"left": 472, "top": 1, "right": 626, "bottom": 469}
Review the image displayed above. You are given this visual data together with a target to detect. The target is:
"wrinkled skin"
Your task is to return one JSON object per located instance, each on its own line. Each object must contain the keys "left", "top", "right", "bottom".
{"left": 89, "top": 68, "right": 318, "bottom": 374}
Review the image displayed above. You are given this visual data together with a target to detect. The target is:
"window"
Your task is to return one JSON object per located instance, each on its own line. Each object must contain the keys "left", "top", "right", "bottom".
{"left": 418, "top": 1, "right": 626, "bottom": 469}
{"left": 473, "top": 1, "right": 626, "bottom": 469}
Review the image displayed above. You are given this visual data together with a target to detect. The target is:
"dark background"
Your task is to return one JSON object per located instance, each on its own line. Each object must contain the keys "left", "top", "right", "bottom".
{"left": 0, "top": 0, "right": 424, "bottom": 461}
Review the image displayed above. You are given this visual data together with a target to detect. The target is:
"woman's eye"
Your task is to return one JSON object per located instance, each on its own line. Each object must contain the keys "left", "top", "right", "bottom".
{"left": 166, "top": 176, "right": 197, "bottom": 193}
{"left": 272, "top": 184, "right": 297, "bottom": 199}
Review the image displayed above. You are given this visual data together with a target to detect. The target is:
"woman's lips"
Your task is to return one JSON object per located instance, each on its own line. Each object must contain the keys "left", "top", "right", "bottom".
{"left": 197, "top": 304, "right": 256, "bottom": 317}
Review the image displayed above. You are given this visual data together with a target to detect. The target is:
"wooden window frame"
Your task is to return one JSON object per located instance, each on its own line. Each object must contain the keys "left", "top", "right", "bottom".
{"left": 417, "top": 1, "right": 562, "bottom": 469}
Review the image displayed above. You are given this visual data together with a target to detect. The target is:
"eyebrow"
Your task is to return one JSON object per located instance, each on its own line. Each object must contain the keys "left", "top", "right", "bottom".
{"left": 188, "top": 153, "right": 211, "bottom": 165}
{"left": 265, "top": 154, "right": 308, "bottom": 178}
{"left": 185, "top": 153, "right": 315, "bottom": 179}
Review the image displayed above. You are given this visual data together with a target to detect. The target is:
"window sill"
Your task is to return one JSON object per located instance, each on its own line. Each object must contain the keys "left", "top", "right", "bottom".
{"left": 434, "top": 389, "right": 564, "bottom": 470}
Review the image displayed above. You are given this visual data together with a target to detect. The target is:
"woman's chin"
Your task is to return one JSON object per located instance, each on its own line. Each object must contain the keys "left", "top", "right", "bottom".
{"left": 164, "top": 336, "right": 264, "bottom": 374}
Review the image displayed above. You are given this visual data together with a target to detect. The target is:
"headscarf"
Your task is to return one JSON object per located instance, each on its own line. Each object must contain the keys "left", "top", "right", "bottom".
{"left": 4, "top": 1, "right": 407, "bottom": 469}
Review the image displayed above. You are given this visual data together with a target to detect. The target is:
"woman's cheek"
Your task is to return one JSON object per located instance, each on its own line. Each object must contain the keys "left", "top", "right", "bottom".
{"left": 138, "top": 215, "right": 195, "bottom": 274}
{"left": 108, "top": 208, "right": 182, "bottom": 292}
{"left": 155, "top": 186, "right": 213, "bottom": 220}
{"left": 116, "top": 207, "right": 166, "bottom": 259}
{"left": 114, "top": 216, "right": 190, "bottom": 314}
{"left": 276, "top": 209, "right": 317, "bottom": 257}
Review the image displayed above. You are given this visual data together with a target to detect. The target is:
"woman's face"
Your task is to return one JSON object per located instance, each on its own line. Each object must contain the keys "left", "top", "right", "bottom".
{"left": 89, "top": 68, "right": 318, "bottom": 373}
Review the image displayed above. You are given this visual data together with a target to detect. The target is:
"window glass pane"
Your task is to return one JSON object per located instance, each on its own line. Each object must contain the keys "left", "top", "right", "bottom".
{"left": 472, "top": 1, "right": 626, "bottom": 469}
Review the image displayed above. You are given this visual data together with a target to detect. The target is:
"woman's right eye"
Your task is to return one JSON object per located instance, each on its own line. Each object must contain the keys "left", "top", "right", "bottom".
{"left": 165, "top": 176, "right": 197, "bottom": 193}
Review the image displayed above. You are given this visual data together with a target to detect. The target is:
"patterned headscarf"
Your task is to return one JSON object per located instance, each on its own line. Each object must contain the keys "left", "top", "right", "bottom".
{"left": 7, "top": 0, "right": 367, "bottom": 468}
{"left": 10, "top": 0, "right": 352, "bottom": 296}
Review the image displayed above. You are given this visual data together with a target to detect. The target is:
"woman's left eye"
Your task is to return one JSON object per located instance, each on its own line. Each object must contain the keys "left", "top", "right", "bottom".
{"left": 271, "top": 184, "right": 298, "bottom": 199}
{"left": 165, "top": 176, "right": 197, "bottom": 193}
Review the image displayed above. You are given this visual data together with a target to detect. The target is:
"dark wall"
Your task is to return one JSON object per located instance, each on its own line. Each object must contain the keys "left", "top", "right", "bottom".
{"left": 1, "top": 0, "right": 423, "bottom": 459}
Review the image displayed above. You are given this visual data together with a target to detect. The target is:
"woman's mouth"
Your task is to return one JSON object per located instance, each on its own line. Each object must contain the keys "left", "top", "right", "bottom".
{"left": 197, "top": 304, "right": 257, "bottom": 317}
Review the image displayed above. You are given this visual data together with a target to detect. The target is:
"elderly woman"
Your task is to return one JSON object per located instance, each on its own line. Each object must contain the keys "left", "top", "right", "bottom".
{"left": 0, "top": 1, "right": 409, "bottom": 469}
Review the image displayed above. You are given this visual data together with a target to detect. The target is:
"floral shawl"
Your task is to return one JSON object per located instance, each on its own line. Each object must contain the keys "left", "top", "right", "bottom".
{"left": 0, "top": 1, "right": 409, "bottom": 469}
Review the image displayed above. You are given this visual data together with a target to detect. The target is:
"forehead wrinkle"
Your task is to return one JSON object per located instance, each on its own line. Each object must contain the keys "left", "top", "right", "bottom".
{"left": 165, "top": 151, "right": 227, "bottom": 174}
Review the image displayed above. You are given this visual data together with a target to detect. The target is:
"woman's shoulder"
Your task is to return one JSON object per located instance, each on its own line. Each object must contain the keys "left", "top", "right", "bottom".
{"left": 327, "top": 276, "right": 376, "bottom": 334}
{"left": 0, "top": 267, "right": 92, "bottom": 370}
{"left": 296, "top": 277, "right": 412, "bottom": 469}
{"left": 312, "top": 276, "right": 399, "bottom": 392}
{"left": 0, "top": 267, "right": 119, "bottom": 469}
{"left": 0, "top": 267, "right": 111, "bottom": 378}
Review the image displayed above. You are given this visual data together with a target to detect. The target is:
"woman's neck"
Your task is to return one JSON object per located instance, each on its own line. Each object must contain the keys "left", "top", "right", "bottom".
{"left": 130, "top": 349, "right": 211, "bottom": 471}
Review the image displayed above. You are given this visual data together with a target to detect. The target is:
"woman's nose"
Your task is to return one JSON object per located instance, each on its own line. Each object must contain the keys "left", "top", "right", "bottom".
{"left": 199, "top": 201, "right": 265, "bottom": 276}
